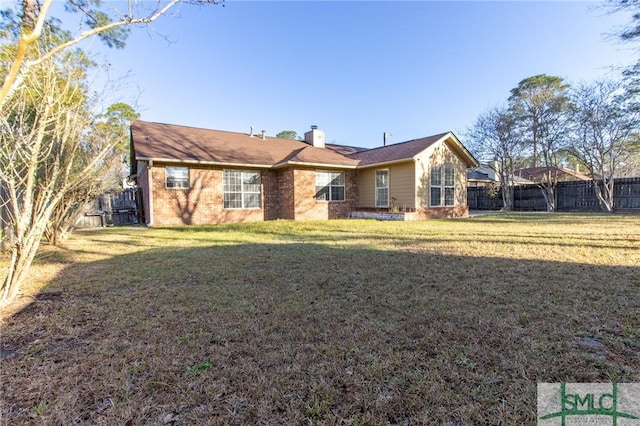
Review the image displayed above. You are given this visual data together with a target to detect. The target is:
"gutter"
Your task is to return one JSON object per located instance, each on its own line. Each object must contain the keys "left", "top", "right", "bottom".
{"left": 356, "top": 158, "right": 415, "bottom": 169}
{"left": 272, "top": 160, "right": 358, "bottom": 170}
{"left": 138, "top": 156, "right": 359, "bottom": 171}
{"left": 135, "top": 156, "right": 273, "bottom": 170}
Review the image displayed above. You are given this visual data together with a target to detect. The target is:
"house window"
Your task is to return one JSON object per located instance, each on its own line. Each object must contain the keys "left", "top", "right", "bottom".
{"left": 430, "top": 165, "right": 455, "bottom": 207}
{"left": 166, "top": 166, "right": 189, "bottom": 189}
{"left": 444, "top": 166, "right": 455, "bottom": 206}
{"left": 315, "top": 171, "right": 345, "bottom": 201}
{"left": 375, "top": 170, "right": 389, "bottom": 207}
{"left": 223, "top": 169, "right": 261, "bottom": 209}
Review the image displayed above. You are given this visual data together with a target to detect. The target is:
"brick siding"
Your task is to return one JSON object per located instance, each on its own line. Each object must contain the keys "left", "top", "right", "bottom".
{"left": 290, "top": 168, "right": 358, "bottom": 220}
{"left": 417, "top": 205, "right": 469, "bottom": 219}
{"left": 143, "top": 164, "right": 358, "bottom": 226}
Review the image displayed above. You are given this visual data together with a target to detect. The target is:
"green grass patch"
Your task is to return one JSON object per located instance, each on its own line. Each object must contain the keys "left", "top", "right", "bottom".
{"left": 1, "top": 213, "right": 639, "bottom": 424}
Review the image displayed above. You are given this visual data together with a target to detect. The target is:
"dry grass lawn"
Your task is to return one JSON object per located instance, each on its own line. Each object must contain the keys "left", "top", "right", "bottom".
{"left": 1, "top": 213, "right": 639, "bottom": 424}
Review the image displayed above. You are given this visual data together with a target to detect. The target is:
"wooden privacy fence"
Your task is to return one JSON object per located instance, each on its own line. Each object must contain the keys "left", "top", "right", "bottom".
{"left": 467, "top": 177, "right": 640, "bottom": 211}
{"left": 75, "top": 189, "right": 140, "bottom": 228}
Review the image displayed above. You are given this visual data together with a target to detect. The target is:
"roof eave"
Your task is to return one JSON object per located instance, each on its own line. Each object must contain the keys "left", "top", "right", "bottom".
{"left": 135, "top": 156, "right": 274, "bottom": 169}
{"left": 442, "top": 132, "right": 480, "bottom": 168}
{"left": 356, "top": 158, "right": 415, "bottom": 169}
{"left": 273, "top": 160, "right": 358, "bottom": 170}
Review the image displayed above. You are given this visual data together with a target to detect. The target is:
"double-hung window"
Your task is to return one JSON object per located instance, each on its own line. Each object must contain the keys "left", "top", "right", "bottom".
{"left": 166, "top": 166, "right": 189, "bottom": 189}
{"left": 375, "top": 170, "right": 389, "bottom": 207}
{"left": 444, "top": 166, "right": 455, "bottom": 206}
{"left": 315, "top": 171, "right": 345, "bottom": 201}
{"left": 223, "top": 169, "right": 261, "bottom": 209}
{"left": 430, "top": 165, "right": 455, "bottom": 207}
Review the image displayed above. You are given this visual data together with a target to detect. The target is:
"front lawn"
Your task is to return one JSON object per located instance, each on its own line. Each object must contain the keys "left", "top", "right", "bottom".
{"left": 1, "top": 213, "right": 639, "bottom": 424}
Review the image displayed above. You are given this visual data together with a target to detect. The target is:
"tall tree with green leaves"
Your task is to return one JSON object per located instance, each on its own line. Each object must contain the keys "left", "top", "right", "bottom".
{"left": 608, "top": 0, "right": 640, "bottom": 96}
{"left": 509, "top": 74, "right": 571, "bottom": 211}
{"left": 276, "top": 130, "right": 298, "bottom": 140}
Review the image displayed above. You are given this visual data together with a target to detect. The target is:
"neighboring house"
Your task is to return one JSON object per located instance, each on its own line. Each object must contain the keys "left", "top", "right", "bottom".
{"left": 467, "top": 164, "right": 533, "bottom": 187}
{"left": 130, "top": 121, "right": 478, "bottom": 226}
{"left": 467, "top": 164, "right": 499, "bottom": 187}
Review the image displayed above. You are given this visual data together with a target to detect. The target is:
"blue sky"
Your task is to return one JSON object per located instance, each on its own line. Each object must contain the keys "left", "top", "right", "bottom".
{"left": 64, "top": 1, "right": 636, "bottom": 148}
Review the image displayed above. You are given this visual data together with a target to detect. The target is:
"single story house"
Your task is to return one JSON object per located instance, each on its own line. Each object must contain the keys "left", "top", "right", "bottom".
{"left": 130, "top": 121, "right": 478, "bottom": 226}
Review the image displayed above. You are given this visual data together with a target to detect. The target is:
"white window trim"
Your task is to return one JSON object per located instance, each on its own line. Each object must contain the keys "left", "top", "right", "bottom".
{"left": 223, "top": 169, "right": 262, "bottom": 210}
{"left": 444, "top": 166, "right": 455, "bottom": 207}
{"left": 430, "top": 165, "right": 456, "bottom": 207}
{"left": 166, "top": 166, "right": 189, "bottom": 189}
{"left": 315, "top": 170, "right": 346, "bottom": 202}
{"left": 375, "top": 169, "right": 389, "bottom": 208}
{"left": 430, "top": 166, "right": 442, "bottom": 207}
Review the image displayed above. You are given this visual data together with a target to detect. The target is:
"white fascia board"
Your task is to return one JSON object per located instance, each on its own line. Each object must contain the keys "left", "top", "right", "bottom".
{"left": 273, "top": 161, "right": 358, "bottom": 170}
{"left": 356, "top": 158, "right": 415, "bottom": 169}
{"left": 136, "top": 156, "right": 273, "bottom": 169}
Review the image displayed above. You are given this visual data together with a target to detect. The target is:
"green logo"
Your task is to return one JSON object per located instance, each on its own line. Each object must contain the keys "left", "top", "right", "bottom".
{"left": 538, "top": 383, "right": 640, "bottom": 425}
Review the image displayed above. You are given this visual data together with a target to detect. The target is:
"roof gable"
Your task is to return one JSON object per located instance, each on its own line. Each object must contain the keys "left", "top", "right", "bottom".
{"left": 350, "top": 132, "right": 478, "bottom": 168}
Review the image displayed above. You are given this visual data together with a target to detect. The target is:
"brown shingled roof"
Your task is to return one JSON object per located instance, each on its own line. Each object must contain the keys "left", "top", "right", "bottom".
{"left": 349, "top": 133, "right": 449, "bottom": 166}
{"left": 131, "top": 121, "right": 478, "bottom": 171}
{"left": 131, "top": 121, "right": 358, "bottom": 168}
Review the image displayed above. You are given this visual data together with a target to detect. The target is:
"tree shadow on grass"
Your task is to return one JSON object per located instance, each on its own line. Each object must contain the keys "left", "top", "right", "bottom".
{"left": 2, "top": 243, "right": 639, "bottom": 424}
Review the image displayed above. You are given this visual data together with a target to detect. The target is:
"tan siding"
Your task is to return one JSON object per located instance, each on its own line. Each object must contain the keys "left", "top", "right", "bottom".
{"left": 388, "top": 162, "right": 415, "bottom": 209}
{"left": 357, "top": 168, "right": 376, "bottom": 207}
{"left": 415, "top": 140, "right": 469, "bottom": 213}
{"left": 357, "top": 162, "right": 415, "bottom": 209}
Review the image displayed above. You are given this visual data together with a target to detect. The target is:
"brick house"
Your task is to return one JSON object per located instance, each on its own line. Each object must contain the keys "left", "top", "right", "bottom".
{"left": 130, "top": 121, "right": 478, "bottom": 226}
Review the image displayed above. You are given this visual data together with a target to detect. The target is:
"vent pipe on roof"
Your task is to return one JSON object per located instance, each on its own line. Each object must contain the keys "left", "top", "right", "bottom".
{"left": 249, "top": 126, "right": 253, "bottom": 137}
{"left": 383, "top": 132, "right": 392, "bottom": 146}
{"left": 261, "top": 130, "right": 266, "bottom": 140}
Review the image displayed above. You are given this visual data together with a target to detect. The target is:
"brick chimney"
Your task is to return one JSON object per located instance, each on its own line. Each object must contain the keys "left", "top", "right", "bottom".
{"left": 304, "top": 125, "right": 325, "bottom": 148}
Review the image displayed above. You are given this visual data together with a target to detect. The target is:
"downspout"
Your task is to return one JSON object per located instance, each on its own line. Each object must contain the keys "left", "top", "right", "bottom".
{"left": 147, "top": 160, "right": 154, "bottom": 227}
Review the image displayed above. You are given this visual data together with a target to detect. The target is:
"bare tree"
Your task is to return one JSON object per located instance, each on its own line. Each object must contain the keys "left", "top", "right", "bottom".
{"left": 0, "top": 0, "right": 223, "bottom": 304}
{"left": 44, "top": 102, "right": 140, "bottom": 245}
{"left": 468, "top": 106, "right": 525, "bottom": 210}
{"left": 567, "top": 80, "right": 640, "bottom": 211}
{"left": 0, "top": 56, "right": 109, "bottom": 301}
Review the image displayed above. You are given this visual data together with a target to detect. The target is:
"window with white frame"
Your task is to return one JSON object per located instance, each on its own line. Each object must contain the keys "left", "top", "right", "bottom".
{"left": 223, "top": 169, "right": 261, "bottom": 209}
{"left": 430, "top": 166, "right": 442, "bottom": 207}
{"left": 444, "top": 166, "right": 455, "bottom": 206}
{"left": 315, "top": 171, "right": 345, "bottom": 201}
{"left": 166, "top": 166, "right": 189, "bottom": 189}
{"left": 375, "top": 170, "right": 389, "bottom": 207}
{"left": 430, "top": 165, "right": 455, "bottom": 207}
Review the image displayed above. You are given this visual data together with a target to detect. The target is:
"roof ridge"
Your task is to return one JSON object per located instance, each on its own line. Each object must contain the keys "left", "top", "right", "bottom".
{"left": 357, "top": 131, "right": 451, "bottom": 153}
{"left": 133, "top": 119, "right": 294, "bottom": 141}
